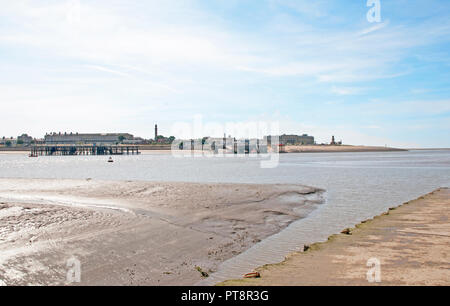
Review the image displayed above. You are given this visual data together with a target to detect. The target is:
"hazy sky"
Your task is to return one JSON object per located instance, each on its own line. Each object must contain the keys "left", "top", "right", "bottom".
{"left": 1, "top": 0, "right": 449, "bottom": 147}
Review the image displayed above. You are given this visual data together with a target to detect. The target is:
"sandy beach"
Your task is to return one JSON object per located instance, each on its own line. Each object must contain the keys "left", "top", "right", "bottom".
{"left": 0, "top": 178, "right": 323, "bottom": 285}
{"left": 221, "top": 188, "right": 450, "bottom": 286}
{"left": 284, "top": 145, "right": 406, "bottom": 153}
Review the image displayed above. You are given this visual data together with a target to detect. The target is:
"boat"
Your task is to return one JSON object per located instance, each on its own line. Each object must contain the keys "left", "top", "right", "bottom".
{"left": 108, "top": 157, "right": 114, "bottom": 163}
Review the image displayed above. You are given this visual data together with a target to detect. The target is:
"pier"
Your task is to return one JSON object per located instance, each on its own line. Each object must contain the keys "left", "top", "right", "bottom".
{"left": 30, "top": 144, "right": 140, "bottom": 156}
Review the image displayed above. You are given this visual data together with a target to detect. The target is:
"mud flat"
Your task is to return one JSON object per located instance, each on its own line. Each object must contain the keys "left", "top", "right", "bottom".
{"left": 285, "top": 145, "right": 406, "bottom": 153}
{"left": 221, "top": 188, "right": 450, "bottom": 286}
{"left": 0, "top": 178, "right": 323, "bottom": 285}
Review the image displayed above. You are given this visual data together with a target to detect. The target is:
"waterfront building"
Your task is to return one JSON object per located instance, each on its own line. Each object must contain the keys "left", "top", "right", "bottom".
{"left": 44, "top": 132, "right": 134, "bottom": 145}
{"left": 264, "top": 134, "right": 315, "bottom": 146}
{"left": 17, "top": 134, "right": 33, "bottom": 145}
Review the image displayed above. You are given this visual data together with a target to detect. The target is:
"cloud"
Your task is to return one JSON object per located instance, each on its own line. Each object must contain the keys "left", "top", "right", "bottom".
{"left": 2, "top": 0, "right": 449, "bottom": 85}
{"left": 0, "top": 1, "right": 240, "bottom": 66}
{"left": 360, "top": 99, "right": 450, "bottom": 116}
{"left": 358, "top": 20, "right": 390, "bottom": 36}
{"left": 278, "top": 117, "right": 419, "bottom": 148}
{"left": 331, "top": 86, "right": 366, "bottom": 96}
{"left": 233, "top": 19, "right": 450, "bottom": 83}
{"left": 85, "top": 65, "right": 132, "bottom": 78}
{"left": 271, "top": 0, "right": 330, "bottom": 18}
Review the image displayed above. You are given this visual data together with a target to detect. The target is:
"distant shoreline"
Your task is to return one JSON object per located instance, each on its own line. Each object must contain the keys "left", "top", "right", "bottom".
{"left": 0, "top": 147, "right": 30, "bottom": 152}
{"left": 2, "top": 145, "right": 449, "bottom": 154}
{"left": 405, "top": 148, "right": 450, "bottom": 150}
{"left": 283, "top": 145, "right": 407, "bottom": 153}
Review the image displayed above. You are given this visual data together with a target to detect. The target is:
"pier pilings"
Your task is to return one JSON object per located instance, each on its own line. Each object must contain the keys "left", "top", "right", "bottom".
{"left": 30, "top": 145, "right": 140, "bottom": 156}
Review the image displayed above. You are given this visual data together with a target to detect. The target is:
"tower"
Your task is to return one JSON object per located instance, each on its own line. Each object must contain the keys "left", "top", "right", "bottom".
{"left": 155, "top": 124, "right": 158, "bottom": 141}
{"left": 331, "top": 135, "right": 336, "bottom": 145}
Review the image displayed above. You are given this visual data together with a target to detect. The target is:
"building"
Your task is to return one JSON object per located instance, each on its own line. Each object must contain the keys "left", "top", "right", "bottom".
{"left": 0, "top": 137, "right": 16, "bottom": 146}
{"left": 17, "top": 134, "right": 33, "bottom": 145}
{"left": 264, "top": 134, "right": 315, "bottom": 146}
{"left": 330, "top": 136, "right": 342, "bottom": 145}
{"left": 44, "top": 133, "right": 134, "bottom": 145}
{"left": 122, "top": 137, "right": 145, "bottom": 144}
{"left": 176, "top": 137, "right": 268, "bottom": 154}
{"left": 331, "top": 135, "right": 336, "bottom": 145}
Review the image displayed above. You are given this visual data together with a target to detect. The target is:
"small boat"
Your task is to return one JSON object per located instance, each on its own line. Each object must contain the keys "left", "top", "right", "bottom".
{"left": 108, "top": 157, "right": 114, "bottom": 163}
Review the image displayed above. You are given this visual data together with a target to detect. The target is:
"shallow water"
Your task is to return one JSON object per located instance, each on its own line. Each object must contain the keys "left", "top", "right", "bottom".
{"left": 1, "top": 149, "right": 449, "bottom": 284}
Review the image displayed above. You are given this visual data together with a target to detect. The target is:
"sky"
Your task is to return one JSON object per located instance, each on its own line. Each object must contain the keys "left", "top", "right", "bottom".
{"left": 0, "top": 0, "right": 449, "bottom": 148}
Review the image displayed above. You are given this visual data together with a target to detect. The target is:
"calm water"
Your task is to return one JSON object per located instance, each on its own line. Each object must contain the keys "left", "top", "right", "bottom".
{"left": 1, "top": 149, "right": 449, "bottom": 284}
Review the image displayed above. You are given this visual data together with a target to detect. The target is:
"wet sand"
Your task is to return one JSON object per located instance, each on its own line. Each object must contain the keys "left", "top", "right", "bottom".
{"left": 0, "top": 151, "right": 29, "bottom": 154}
{"left": 285, "top": 145, "right": 406, "bottom": 153}
{"left": 221, "top": 188, "right": 450, "bottom": 286}
{"left": 0, "top": 178, "right": 323, "bottom": 285}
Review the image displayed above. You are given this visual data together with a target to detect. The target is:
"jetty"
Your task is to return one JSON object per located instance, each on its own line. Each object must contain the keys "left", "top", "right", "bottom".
{"left": 30, "top": 144, "right": 140, "bottom": 156}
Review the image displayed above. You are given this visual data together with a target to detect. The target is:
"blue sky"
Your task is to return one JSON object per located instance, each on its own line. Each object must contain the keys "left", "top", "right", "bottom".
{"left": 0, "top": 0, "right": 449, "bottom": 147}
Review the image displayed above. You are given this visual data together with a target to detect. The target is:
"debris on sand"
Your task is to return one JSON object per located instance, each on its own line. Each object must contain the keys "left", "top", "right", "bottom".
{"left": 195, "top": 266, "right": 209, "bottom": 278}
{"left": 243, "top": 272, "right": 260, "bottom": 278}
{"left": 340, "top": 228, "right": 352, "bottom": 235}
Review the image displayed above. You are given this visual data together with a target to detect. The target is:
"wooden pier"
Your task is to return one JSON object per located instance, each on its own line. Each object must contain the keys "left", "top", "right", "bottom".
{"left": 30, "top": 144, "right": 140, "bottom": 156}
